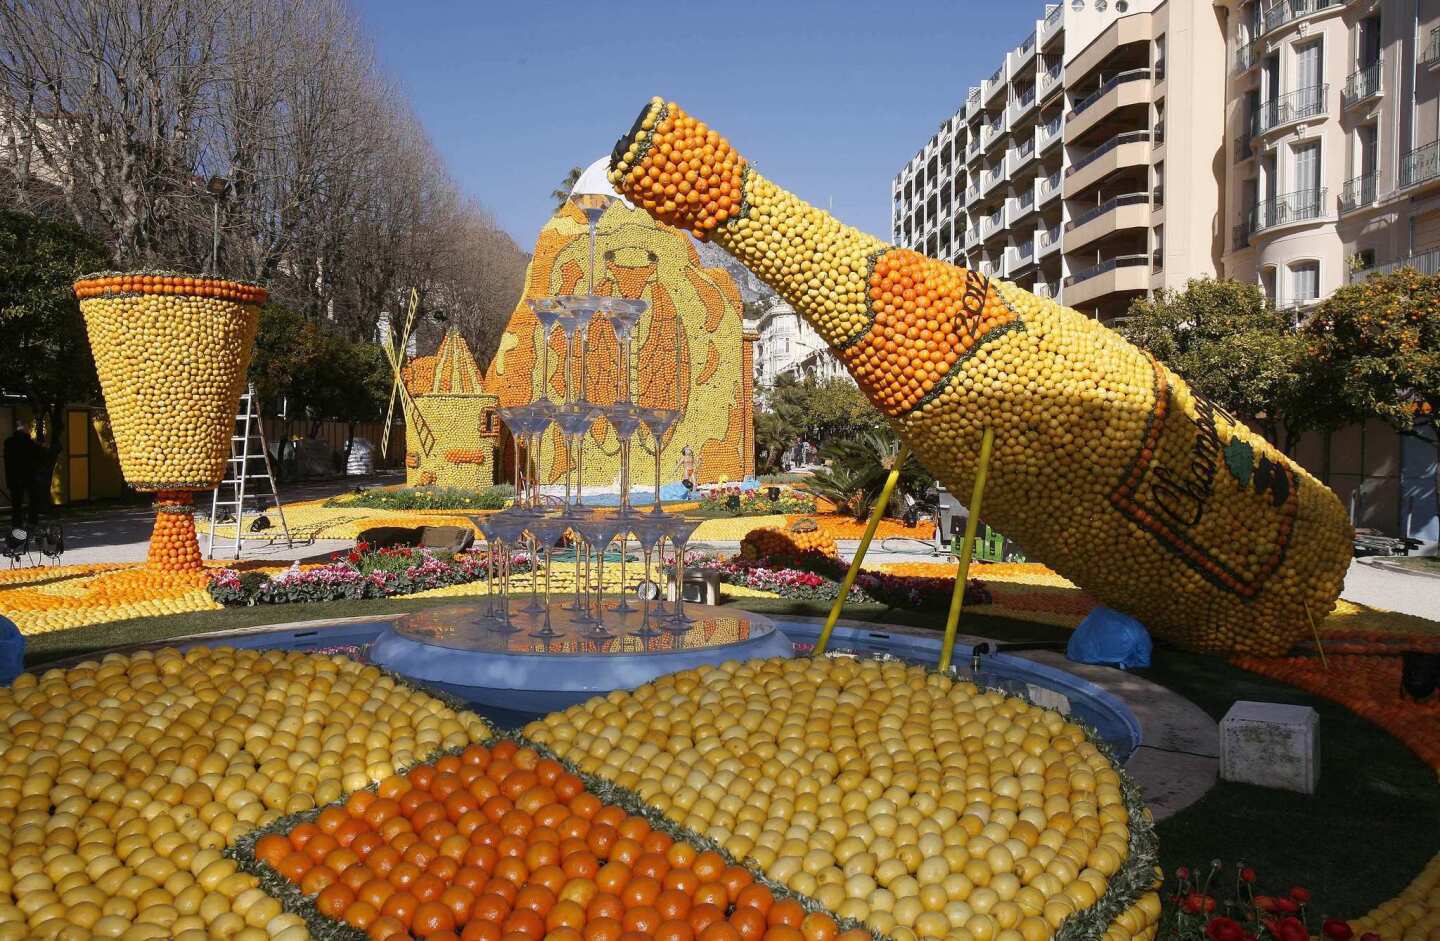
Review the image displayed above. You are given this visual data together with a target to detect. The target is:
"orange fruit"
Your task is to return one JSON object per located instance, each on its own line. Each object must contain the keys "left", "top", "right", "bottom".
{"left": 318, "top": 883, "right": 356, "bottom": 919}
{"left": 414, "top": 900, "right": 457, "bottom": 936}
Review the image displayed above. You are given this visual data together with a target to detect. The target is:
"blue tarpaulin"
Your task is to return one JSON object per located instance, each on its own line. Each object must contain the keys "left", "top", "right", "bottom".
{"left": 1067, "top": 606, "right": 1152, "bottom": 669}
{"left": 0, "top": 617, "right": 23, "bottom": 686}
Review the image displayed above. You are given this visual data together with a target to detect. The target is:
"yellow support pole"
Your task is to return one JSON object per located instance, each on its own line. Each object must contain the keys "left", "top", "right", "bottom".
{"left": 939, "top": 427, "right": 995, "bottom": 673}
{"left": 1303, "top": 600, "right": 1329, "bottom": 671}
{"left": 813, "top": 444, "right": 911, "bottom": 656}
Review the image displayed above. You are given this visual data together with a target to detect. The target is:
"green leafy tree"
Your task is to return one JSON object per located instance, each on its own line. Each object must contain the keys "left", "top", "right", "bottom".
{"left": 1120, "top": 277, "right": 1327, "bottom": 451}
{"left": 759, "top": 374, "right": 878, "bottom": 462}
{"left": 249, "top": 306, "right": 389, "bottom": 428}
{"left": 551, "top": 167, "right": 584, "bottom": 211}
{"left": 0, "top": 210, "right": 109, "bottom": 466}
{"left": 1307, "top": 268, "right": 1440, "bottom": 503}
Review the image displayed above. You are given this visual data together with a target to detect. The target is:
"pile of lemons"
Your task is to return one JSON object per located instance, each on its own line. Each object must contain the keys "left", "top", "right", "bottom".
{"left": 526, "top": 657, "right": 1158, "bottom": 941}
{"left": 0, "top": 647, "right": 489, "bottom": 940}
{"left": 607, "top": 98, "right": 1352, "bottom": 656}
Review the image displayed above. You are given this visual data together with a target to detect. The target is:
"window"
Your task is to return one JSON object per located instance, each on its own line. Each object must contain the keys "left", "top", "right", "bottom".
{"left": 1295, "top": 42, "right": 1322, "bottom": 97}
{"left": 1292, "top": 141, "right": 1320, "bottom": 193}
{"left": 1357, "top": 124, "right": 1377, "bottom": 177}
{"left": 1154, "top": 34, "right": 1166, "bottom": 79}
{"left": 1261, "top": 267, "right": 1277, "bottom": 302}
{"left": 1291, "top": 261, "right": 1320, "bottom": 302}
{"left": 1358, "top": 16, "right": 1381, "bottom": 68}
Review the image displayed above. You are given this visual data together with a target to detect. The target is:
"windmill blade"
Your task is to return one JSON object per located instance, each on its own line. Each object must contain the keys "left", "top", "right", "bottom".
{"left": 378, "top": 288, "right": 423, "bottom": 459}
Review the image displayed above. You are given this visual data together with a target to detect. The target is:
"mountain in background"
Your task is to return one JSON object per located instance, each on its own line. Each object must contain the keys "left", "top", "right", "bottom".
{"left": 694, "top": 239, "right": 780, "bottom": 317}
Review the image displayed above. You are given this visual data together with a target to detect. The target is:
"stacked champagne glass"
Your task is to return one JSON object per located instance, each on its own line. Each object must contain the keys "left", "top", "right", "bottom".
{"left": 483, "top": 193, "right": 705, "bottom": 641}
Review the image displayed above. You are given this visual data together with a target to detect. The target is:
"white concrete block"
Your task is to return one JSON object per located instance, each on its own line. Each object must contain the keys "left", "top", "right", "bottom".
{"left": 1219, "top": 701, "right": 1319, "bottom": 794}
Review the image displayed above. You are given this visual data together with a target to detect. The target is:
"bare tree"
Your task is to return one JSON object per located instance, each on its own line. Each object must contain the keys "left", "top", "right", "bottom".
{"left": 0, "top": 0, "right": 526, "bottom": 352}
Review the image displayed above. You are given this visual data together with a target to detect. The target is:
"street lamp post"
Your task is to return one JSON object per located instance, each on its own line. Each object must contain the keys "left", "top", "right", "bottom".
{"left": 206, "top": 176, "right": 230, "bottom": 276}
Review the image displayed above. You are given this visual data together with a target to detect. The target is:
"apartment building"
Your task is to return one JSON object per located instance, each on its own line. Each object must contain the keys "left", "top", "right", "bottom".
{"left": 892, "top": 0, "right": 1226, "bottom": 322}
{"left": 751, "top": 300, "right": 852, "bottom": 389}
{"left": 891, "top": 0, "right": 1439, "bottom": 544}
{"left": 1222, "top": 0, "right": 1440, "bottom": 313}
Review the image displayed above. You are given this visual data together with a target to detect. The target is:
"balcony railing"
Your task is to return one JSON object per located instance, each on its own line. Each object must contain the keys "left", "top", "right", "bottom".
{"left": 1063, "top": 254, "right": 1149, "bottom": 287}
{"left": 1065, "top": 192, "right": 1151, "bottom": 231}
{"left": 1068, "top": 69, "right": 1152, "bottom": 120}
{"left": 968, "top": 136, "right": 981, "bottom": 157}
{"left": 1249, "top": 187, "right": 1327, "bottom": 233}
{"left": 1007, "top": 240, "right": 1036, "bottom": 271}
{"left": 1038, "top": 170, "right": 1063, "bottom": 203}
{"left": 1043, "top": 3, "right": 1062, "bottom": 29}
{"left": 1342, "top": 60, "right": 1381, "bottom": 107}
{"left": 1401, "top": 140, "right": 1440, "bottom": 188}
{"left": 1253, "top": 84, "right": 1327, "bottom": 135}
{"left": 1339, "top": 173, "right": 1377, "bottom": 212}
{"left": 1233, "top": 38, "right": 1259, "bottom": 74}
{"left": 1350, "top": 248, "right": 1440, "bottom": 281}
{"left": 1008, "top": 87, "right": 1037, "bottom": 122}
{"left": 1039, "top": 62, "right": 1063, "bottom": 95}
{"left": 1038, "top": 224, "right": 1062, "bottom": 256}
{"left": 987, "top": 64, "right": 1004, "bottom": 86}
{"left": 1261, "top": 0, "right": 1341, "bottom": 35}
{"left": 1066, "top": 130, "right": 1152, "bottom": 177}
{"left": 1425, "top": 27, "right": 1440, "bottom": 65}
{"left": 1037, "top": 115, "right": 1063, "bottom": 151}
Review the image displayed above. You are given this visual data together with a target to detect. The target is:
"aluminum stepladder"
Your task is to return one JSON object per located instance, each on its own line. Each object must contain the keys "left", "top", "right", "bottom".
{"left": 206, "top": 384, "right": 293, "bottom": 559}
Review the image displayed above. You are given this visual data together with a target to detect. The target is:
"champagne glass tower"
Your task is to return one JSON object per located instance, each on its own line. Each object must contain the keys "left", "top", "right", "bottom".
{"left": 492, "top": 181, "right": 704, "bottom": 645}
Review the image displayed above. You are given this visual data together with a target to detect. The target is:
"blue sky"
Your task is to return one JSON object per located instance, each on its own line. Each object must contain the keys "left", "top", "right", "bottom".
{"left": 354, "top": 1, "right": 1042, "bottom": 246}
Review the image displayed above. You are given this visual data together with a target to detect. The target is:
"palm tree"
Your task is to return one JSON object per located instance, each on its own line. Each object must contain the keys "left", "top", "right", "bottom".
{"left": 550, "top": 167, "right": 584, "bottom": 210}
{"left": 806, "top": 428, "right": 935, "bottom": 520}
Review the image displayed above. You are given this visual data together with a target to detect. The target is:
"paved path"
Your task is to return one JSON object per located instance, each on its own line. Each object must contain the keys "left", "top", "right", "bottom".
{"left": 10, "top": 475, "right": 396, "bottom": 567}
{"left": 1341, "top": 558, "right": 1440, "bottom": 620}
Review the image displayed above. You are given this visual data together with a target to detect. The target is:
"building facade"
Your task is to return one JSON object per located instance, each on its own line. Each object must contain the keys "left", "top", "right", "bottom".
{"left": 1222, "top": 0, "right": 1440, "bottom": 309}
{"left": 892, "top": 0, "right": 1439, "bottom": 545}
{"left": 892, "top": 0, "right": 1226, "bottom": 322}
{"left": 751, "top": 300, "right": 852, "bottom": 388}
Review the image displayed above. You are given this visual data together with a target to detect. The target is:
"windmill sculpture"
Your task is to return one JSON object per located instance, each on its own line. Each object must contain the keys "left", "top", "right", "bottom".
{"left": 380, "top": 288, "right": 435, "bottom": 462}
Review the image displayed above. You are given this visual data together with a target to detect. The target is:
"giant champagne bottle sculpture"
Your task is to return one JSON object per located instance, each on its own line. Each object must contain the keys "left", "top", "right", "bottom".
{"left": 610, "top": 98, "right": 1351, "bottom": 655}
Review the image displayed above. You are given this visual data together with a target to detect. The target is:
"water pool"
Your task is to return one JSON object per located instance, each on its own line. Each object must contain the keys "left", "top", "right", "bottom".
{"left": 92, "top": 613, "right": 1140, "bottom": 761}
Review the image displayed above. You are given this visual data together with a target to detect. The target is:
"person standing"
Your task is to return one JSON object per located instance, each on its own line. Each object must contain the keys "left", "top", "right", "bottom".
{"left": 4, "top": 421, "right": 38, "bottom": 530}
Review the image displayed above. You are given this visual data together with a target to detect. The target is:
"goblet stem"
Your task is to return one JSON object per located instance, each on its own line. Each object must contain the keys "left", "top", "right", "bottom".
{"left": 673, "top": 539, "right": 688, "bottom": 627}
{"left": 653, "top": 439, "right": 662, "bottom": 511}
{"left": 614, "top": 528, "right": 633, "bottom": 613}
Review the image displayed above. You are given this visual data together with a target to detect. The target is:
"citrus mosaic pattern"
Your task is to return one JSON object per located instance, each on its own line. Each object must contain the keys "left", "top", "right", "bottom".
{"left": 404, "top": 330, "right": 501, "bottom": 490}
{"left": 74, "top": 273, "right": 263, "bottom": 493}
{"left": 526, "top": 657, "right": 1161, "bottom": 941}
{"left": 249, "top": 741, "right": 866, "bottom": 941}
{"left": 0, "top": 565, "right": 221, "bottom": 634}
{"left": 607, "top": 98, "right": 1352, "bottom": 657}
{"left": 483, "top": 198, "right": 754, "bottom": 488}
{"left": 0, "top": 648, "right": 490, "bottom": 940}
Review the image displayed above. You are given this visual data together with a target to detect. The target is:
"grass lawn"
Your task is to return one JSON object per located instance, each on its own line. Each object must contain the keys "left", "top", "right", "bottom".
{"left": 16, "top": 593, "right": 1437, "bottom": 919}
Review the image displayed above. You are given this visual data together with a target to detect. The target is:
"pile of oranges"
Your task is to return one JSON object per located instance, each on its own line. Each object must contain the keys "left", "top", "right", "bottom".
{"left": 256, "top": 740, "right": 861, "bottom": 941}
{"left": 739, "top": 527, "right": 838, "bottom": 568}
{"left": 75, "top": 271, "right": 261, "bottom": 492}
{"left": 607, "top": 97, "right": 1353, "bottom": 656}
{"left": 148, "top": 492, "right": 204, "bottom": 573}
{"left": 609, "top": 99, "right": 747, "bottom": 241}
{"left": 73, "top": 271, "right": 267, "bottom": 303}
